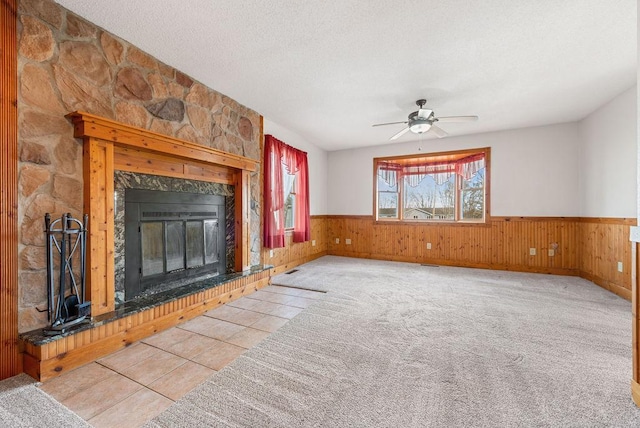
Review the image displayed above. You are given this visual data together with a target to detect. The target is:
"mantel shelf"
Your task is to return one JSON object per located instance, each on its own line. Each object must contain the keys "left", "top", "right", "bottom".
{"left": 66, "top": 111, "right": 259, "bottom": 172}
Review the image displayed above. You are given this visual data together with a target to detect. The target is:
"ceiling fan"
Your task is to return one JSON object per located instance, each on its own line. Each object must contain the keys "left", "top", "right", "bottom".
{"left": 372, "top": 99, "right": 478, "bottom": 140}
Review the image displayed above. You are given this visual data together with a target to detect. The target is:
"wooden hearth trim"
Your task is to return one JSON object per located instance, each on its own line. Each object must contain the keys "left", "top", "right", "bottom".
{"left": 66, "top": 111, "right": 259, "bottom": 316}
{"left": 23, "top": 270, "right": 270, "bottom": 382}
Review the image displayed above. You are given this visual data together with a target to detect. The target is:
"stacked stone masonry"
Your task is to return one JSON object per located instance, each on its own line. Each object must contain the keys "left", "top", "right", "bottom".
{"left": 17, "top": 0, "right": 263, "bottom": 332}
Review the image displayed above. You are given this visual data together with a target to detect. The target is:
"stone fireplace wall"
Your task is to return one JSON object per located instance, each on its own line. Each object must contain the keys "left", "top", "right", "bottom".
{"left": 17, "top": 0, "right": 263, "bottom": 332}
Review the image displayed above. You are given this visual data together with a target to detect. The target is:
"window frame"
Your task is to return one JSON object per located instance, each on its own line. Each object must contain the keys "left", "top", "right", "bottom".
{"left": 373, "top": 147, "right": 491, "bottom": 224}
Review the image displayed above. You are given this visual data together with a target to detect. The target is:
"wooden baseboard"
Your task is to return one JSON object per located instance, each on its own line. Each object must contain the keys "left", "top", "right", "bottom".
{"left": 329, "top": 251, "right": 632, "bottom": 300}
{"left": 579, "top": 271, "right": 631, "bottom": 301}
{"left": 23, "top": 275, "right": 270, "bottom": 382}
{"left": 328, "top": 251, "right": 578, "bottom": 277}
{"left": 268, "top": 251, "right": 327, "bottom": 276}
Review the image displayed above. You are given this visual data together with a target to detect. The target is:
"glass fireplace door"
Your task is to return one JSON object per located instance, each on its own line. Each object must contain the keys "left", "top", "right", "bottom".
{"left": 125, "top": 189, "right": 226, "bottom": 302}
{"left": 139, "top": 219, "right": 219, "bottom": 279}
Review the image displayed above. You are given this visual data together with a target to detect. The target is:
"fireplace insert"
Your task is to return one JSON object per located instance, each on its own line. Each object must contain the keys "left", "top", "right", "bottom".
{"left": 124, "top": 189, "right": 227, "bottom": 301}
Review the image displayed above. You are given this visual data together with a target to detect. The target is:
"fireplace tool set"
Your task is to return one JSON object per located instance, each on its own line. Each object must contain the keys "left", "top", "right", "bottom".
{"left": 43, "top": 213, "right": 91, "bottom": 336}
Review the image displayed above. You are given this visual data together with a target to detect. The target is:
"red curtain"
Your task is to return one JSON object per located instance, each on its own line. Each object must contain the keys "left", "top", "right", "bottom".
{"left": 292, "top": 153, "right": 310, "bottom": 243}
{"left": 263, "top": 135, "right": 310, "bottom": 248}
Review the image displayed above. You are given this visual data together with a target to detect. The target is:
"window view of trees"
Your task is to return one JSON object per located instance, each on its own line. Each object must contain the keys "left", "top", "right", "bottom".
{"left": 460, "top": 169, "right": 485, "bottom": 220}
{"left": 377, "top": 176, "right": 398, "bottom": 218}
{"left": 284, "top": 190, "right": 295, "bottom": 229}
{"left": 283, "top": 167, "right": 296, "bottom": 229}
{"left": 375, "top": 148, "right": 488, "bottom": 223}
{"left": 404, "top": 174, "right": 456, "bottom": 220}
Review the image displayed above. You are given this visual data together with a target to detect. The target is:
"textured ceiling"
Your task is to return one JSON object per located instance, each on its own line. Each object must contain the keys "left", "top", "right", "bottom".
{"left": 55, "top": 0, "right": 637, "bottom": 151}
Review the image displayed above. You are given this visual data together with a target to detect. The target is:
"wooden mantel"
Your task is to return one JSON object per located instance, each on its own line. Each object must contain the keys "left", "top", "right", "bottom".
{"left": 67, "top": 111, "right": 259, "bottom": 317}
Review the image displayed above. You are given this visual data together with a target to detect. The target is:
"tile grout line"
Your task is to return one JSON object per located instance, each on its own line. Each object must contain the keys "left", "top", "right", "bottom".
{"left": 49, "top": 293, "right": 310, "bottom": 425}
{"left": 93, "top": 359, "right": 183, "bottom": 403}
{"left": 239, "top": 296, "right": 315, "bottom": 309}
{"left": 262, "top": 285, "right": 327, "bottom": 295}
{"left": 202, "top": 307, "right": 294, "bottom": 324}
{"left": 68, "top": 364, "right": 159, "bottom": 424}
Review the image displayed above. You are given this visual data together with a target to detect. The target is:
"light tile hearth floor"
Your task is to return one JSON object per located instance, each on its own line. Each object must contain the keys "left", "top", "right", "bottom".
{"left": 38, "top": 285, "right": 323, "bottom": 428}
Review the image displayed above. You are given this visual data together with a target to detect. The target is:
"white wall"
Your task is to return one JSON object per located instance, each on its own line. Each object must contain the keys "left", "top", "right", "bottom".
{"left": 263, "top": 119, "right": 328, "bottom": 215}
{"left": 578, "top": 86, "right": 637, "bottom": 218}
{"left": 327, "top": 123, "right": 581, "bottom": 216}
{"left": 265, "top": 87, "right": 636, "bottom": 219}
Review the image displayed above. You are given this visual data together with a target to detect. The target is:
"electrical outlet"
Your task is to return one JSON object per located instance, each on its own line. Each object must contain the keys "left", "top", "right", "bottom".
{"left": 312, "top": 239, "right": 316, "bottom": 246}
{"left": 548, "top": 249, "right": 554, "bottom": 257}
{"left": 269, "top": 249, "right": 273, "bottom": 258}
{"left": 529, "top": 248, "right": 536, "bottom": 256}
{"left": 618, "top": 261, "right": 623, "bottom": 272}
{"left": 426, "top": 242, "right": 432, "bottom": 250}
{"left": 335, "top": 238, "right": 340, "bottom": 244}
{"left": 345, "top": 238, "right": 351, "bottom": 245}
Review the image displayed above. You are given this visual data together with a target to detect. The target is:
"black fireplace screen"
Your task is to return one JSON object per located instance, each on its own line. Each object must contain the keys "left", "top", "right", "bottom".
{"left": 125, "top": 189, "right": 226, "bottom": 301}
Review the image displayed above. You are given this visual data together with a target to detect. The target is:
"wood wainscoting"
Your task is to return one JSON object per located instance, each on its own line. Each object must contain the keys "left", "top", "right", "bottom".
{"left": 578, "top": 218, "right": 635, "bottom": 300}
{"left": 263, "top": 216, "right": 328, "bottom": 275}
{"left": 325, "top": 215, "right": 634, "bottom": 299}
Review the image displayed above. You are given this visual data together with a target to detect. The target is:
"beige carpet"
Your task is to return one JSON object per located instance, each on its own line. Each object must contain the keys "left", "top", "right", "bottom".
{"left": 0, "top": 373, "right": 89, "bottom": 427}
{"left": 138, "top": 255, "right": 640, "bottom": 427}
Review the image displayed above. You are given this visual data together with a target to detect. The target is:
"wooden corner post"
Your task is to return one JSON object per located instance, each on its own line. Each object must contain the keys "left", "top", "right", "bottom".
{"left": 0, "top": 0, "right": 20, "bottom": 379}
{"left": 632, "top": 241, "right": 640, "bottom": 405}
{"left": 82, "top": 137, "right": 116, "bottom": 316}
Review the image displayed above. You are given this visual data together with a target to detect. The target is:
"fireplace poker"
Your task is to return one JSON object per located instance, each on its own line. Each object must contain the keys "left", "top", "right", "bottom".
{"left": 53, "top": 213, "right": 68, "bottom": 326}
{"left": 81, "top": 214, "right": 88, "bottom": 306}
{"left": 65, "top": 214, "right": 82, "bottom": 308}
{"left": 44, "top": 213, "right": 53, "bottom": 322}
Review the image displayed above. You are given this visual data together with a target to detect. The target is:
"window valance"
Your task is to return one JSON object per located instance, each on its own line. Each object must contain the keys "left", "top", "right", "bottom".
{"left": 378, "top": 153, "right": 485, "bottom": 187}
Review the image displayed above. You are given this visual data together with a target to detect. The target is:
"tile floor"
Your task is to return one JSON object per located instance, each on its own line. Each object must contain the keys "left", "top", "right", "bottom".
{"left": 38, "top": 285, "right": 323, "bottom": 428}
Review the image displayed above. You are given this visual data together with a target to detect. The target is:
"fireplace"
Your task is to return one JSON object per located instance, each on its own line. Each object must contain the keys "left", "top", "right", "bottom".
{"left": 67, "top": 111, "right": 260, "bottom": 318}
{"left": 123, "top": 189, "right": 227, "bottom": 301}
{"left": 18, "top": 112, "right": 266, "bottom": 382}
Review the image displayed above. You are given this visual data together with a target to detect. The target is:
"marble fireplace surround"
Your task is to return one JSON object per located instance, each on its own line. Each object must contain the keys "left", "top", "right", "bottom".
{"left": 68, "top": 111, "right": 259, "bottom": 318}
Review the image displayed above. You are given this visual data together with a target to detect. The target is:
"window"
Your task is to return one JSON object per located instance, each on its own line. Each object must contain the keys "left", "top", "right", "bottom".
{"left": 283, "top": 167, "right": 296, "bottom": 229}
{"left": 263, "top": 135, "right": 311, "bottom": 248}
{"left": 374, "top": 148, "right": 489, "bottom": 222}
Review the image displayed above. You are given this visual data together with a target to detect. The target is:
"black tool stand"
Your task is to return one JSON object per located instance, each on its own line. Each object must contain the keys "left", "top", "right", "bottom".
{"left": 43, "top": 213, "right": 91, "bottom": 337}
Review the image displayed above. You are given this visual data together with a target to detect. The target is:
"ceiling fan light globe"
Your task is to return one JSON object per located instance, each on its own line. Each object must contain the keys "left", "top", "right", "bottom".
{"left": 409, "top": 119, "right": 431, "bottom": 134}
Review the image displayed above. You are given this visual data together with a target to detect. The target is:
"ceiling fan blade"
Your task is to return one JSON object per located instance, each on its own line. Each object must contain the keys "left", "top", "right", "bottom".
{"left": 417, "top": 108, "right": 433, "bottom": 119}
{"left": 436, "top": 115, "right": 479, "bottom": 123}
{"left": 372, "top": 121, "right": 408, "bottom": 127}
{"left": 430, "top": 125, "right": 448, "bottom": 138}
{"left": 390, "top": 127, "right": 410, "bottom": 140}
